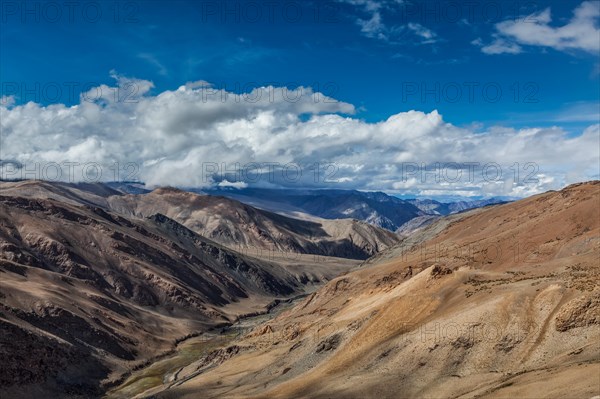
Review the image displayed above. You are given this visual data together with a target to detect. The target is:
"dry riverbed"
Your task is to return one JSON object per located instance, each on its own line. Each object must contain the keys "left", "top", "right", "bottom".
{"left": 104, "top": 296, "right": 307, "bottom": 399}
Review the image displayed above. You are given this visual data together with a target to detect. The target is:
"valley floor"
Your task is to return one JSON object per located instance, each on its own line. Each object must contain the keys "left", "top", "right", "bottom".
{"left": 105, "top": 295, "right": 309, "bottom": 399}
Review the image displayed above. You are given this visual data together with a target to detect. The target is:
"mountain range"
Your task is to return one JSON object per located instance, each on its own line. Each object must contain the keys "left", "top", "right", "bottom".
{"left": 194, "top": 187, "right": 509, "bottom": 231}
{"left": 1, "top": 179, "right": 597, "bottom": 399}
{"left": 95, "top": 183, "right": 509, "bottom": 232}
{"left": 131, "top": 181, "right": 600, "bottom": 399}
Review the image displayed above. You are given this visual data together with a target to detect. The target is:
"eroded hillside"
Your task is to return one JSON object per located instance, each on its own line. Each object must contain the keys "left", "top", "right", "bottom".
{"left": 107, "top": 187, "right": 400, "bottom": 259}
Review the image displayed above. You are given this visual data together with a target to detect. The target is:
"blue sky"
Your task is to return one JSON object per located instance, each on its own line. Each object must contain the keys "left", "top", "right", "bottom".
{"left": 2, "top": 0, "right": 598, "bottom": 128}
{"left": 0, "top": 1, "right": 599, "bottom": 197}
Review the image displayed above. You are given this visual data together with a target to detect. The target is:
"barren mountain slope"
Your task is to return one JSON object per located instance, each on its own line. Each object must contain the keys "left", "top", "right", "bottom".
{"left": 209, "top": 188, "right": 424, "bottom": 231}
{"left": 107, "top": 188, "right": 400, "bottom": 259}
{"left": 0, "top": 180, "right": 119, "bottom": 207}
{"left": 151, "top": 181, "right": 600, "bottom": 399}
{"left": 0, "top": 192, "right": 338, "bottom": 398}
{"left": 0, "top": 181, "right": 399, "bottom": 260}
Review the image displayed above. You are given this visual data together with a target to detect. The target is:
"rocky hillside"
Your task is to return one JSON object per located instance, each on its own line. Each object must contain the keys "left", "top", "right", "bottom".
{"left": 107, "top": 188, "right": 400, "bottom": 260}
{"left": 145, "top": 181, "right": 600, "bottom": 399}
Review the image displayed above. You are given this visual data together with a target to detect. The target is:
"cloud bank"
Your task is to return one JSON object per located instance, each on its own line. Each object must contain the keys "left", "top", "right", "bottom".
{"left": 1, "top": 75, "right": 598, "bottom": 197}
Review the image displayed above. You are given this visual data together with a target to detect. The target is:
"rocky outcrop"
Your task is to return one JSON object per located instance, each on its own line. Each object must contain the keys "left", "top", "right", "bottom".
{"left": 555, "top": 291, "right": 600, "bottom": 331}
